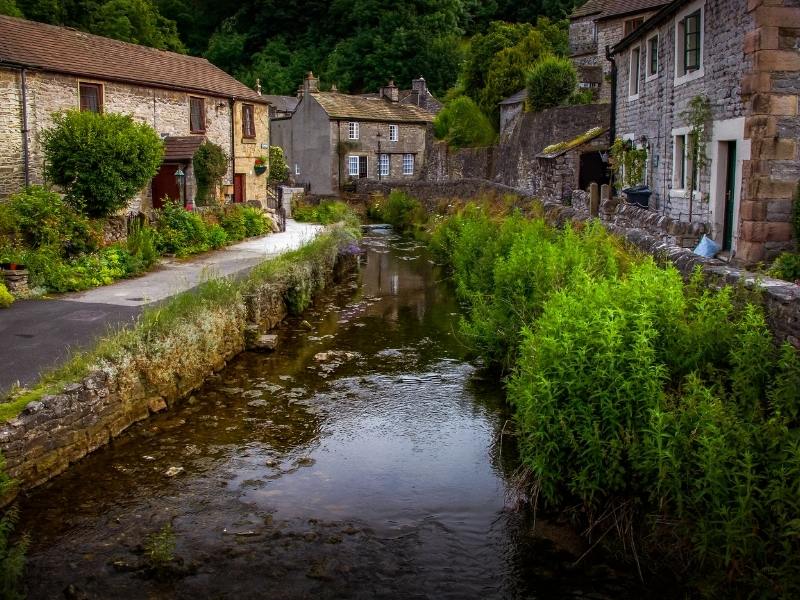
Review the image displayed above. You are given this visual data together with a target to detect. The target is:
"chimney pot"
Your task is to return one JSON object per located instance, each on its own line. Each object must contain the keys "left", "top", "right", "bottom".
{"left": 380, "top": 79, "right": 399, "bottom": 102}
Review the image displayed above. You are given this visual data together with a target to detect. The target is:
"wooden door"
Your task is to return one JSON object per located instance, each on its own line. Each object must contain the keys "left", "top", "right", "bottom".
{"left": 722, "top": 141, "right": 737, "bottom": 252}
{"left": 152, "top": 164, "right": 181, "bottom": 209}
{"left": 358, "top": 156, "right": 368, "bottom": 178}
{"left": 234, "top": 173, "right": 246, "bottom": 203}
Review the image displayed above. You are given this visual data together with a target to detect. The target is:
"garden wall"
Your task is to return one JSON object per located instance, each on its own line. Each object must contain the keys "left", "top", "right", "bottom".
{"left": 0, "top": 235, "right": 351, "bottom": 501}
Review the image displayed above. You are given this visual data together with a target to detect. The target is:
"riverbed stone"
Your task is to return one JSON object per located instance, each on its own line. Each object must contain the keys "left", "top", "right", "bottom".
{"left": 252, "top": 334, "right": 279, "bottom": 352}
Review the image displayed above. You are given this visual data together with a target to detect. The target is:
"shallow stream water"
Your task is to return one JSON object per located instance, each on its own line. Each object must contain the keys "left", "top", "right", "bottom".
{"left": 19, "top": 231, "right": 676, "bottom": 599}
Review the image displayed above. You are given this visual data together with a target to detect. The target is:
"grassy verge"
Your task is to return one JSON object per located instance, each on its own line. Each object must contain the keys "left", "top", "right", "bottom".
{"left": 397, "top": 192, "right": 800, "bottom": 597}
{"left": 0, "top": 225, "right": 359, "bottom": 421}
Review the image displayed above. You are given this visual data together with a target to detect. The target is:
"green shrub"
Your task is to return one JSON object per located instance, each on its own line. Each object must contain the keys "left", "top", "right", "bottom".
{"left": 293, "top": 200, "right": 357, "bottom": 226}
{"left": 0, "top": 283, "right": 12, "bottom": 308}
{"left": 153, "top": 200, "right": 210, "bottom": 257}
{"left": 218, "top": 208, "right": 247, "bottom": 241}
{"left": 206, "top": 224, "right": 228, "bottom": 249}
{"left": 526, "top": 56, "right": 578, "bottom": 112}
{"left": 269, "top": 145, "right": 290, "bottom": 183}
{"left": 126, "top": 219, "right": 159, "bottom": 271}
{"left": 145, "top": 523, "right": 176, "bottom": 567}
{"left": 367, "top": 191, "right": 425, "bottom": 233}
{"left": 193, "top": 142, "right": 228, "bottom": 206}
{"left": 433, "top": 96, "right": 497, "bottom": 149}
{"left": 240, "top": 206, "right": 271, "bottom": 237}
{"left": 43, "top": 110, "right": 163, "bottom": 217}
{"left": 0, "top": 186, "right": 100, "bottom": 257}
{"left": 0, "top": 453, "right": 27, "bottom": 600}
{"left": 770, "top": 252, "right": 800, "bottom": 282}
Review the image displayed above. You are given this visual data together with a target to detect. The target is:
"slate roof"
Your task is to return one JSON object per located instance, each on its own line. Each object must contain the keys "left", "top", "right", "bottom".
{"left": 0, "top": 14, "right": 266, "bottom": 103}
{"left": 262, "top": 95, "right": 299, "bottom": 113}
{"left": 500, "top": 89, "right": 527, "bottom": 106}
{"left": 312, "top": 92, "right": 434, "bottom": 123}
{"left": 610, "top": 0, "right": 687, "bottom": 53}
{"left": 163, "top": 136, "right": 205, "bottom": 162}
{"left": 571, "top": 0, "right": 669, "bottom": 20}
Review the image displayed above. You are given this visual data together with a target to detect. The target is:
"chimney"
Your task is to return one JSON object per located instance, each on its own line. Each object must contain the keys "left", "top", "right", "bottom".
{"left": 331, "top": 83, "right": 339, "bottom": 93}
{"left": 304, "top": 71, "right": 319, "bottom": 94}
{"left": 412, "top": 76, "right": 427, "bottom": 96}
{"left": 380, "top": 79, "right": 399, "bottom": 102}
{"left": 296, "top": 84, "right": 304, "bottom": 100}
{"left": 255, "top": 78, "right": 262, "bottom": 96}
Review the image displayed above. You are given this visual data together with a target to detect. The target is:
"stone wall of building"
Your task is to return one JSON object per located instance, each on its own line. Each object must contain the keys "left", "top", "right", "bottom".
{"left": 0, "top": 235, "right": 349, "bottom": 501}
{"left": 0, "top": 69, "right": 24, "bottom": 198}
{"left": 232, "top": 100, "right": 270, "bottom": 203}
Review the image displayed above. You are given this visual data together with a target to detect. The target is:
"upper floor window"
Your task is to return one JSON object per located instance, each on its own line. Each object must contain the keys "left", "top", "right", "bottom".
{"left": 379, "top": 153, "right": 390, "bottom": 177}
{"left": 647, "top": 35, "right": 659, "bottom": 78}
{"left": 190, "top": 97, "right": 205, "bottom": 133}
{"left": 389, "top": 124, "right": 398, "bottom": 142}
{"left": 675, "top": 3, "right": 704, "bottom": 83}
{"left": 79, "top": 82, "right": 102, "bottom": 113}
{"left": 242, "top": 103, "right": 256, "bottom": 138}
{"left": 629, "top": 46, "right": 641, "bottom": 98}
{"left": 403, "top": 153, "right": 414, "bottom": 176}
{"left": 348, "top": 121, "right": 359, "bottom": 140}
{"left": 624, "top": 17, "right": 644, "bottom": 36}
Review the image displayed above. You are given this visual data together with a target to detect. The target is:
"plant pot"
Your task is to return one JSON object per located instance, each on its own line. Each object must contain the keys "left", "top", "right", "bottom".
{"left": 1, "top": 262, "right": 23, "bottom": 271}
{"left": 254, "top": 165, "right": 267, "bottom": 176}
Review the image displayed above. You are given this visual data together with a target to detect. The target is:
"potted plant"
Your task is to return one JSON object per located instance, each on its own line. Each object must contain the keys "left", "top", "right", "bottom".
{"left": 254, "top": 156, "right": 268, "bottom": 176}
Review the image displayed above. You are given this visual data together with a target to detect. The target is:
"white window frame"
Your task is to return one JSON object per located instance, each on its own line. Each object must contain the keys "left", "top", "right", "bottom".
{"left": 348, "top": 155, "right": 360, "bottom": 176}
{"left": 628, "top": 45, "right": 641, "bottom": 100}
{"left": 348, "top": 121, "right": 360, "bottom": 140}
{"left": 672, "top": 129, "right": 690, "bottom": 192}
{"left": 379, "top": 153, "right": 390, "bottom": 177}
{"left": 389, "top": 124, "right": 398, "bottom": 142}
{"left": 674, "top": 0, "right": 705, "bottom": 86}
{"left": 646, "top": 34, "right": 659, "bottom": 82}
{"left": 403, "top": 153, "right": 414, "bottom": 176}
{"left": 295, "top": 163, "right": 300, "bottom": 175}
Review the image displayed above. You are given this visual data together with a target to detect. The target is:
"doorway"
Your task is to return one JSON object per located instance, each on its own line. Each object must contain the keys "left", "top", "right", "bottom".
{"left": 722, "top": 141, "right": 737, "bottom": 252}
{"left": 152, "top": 164, "right": 182, "bottom": 209}
{"left": 359, "top": 156, "right": 368, "bottom": 178}
{"left": 579, "top": 151, "right": 610, "bottom": 190}
{"left": 234, "top": 174, "right": 246, "bottom": 203}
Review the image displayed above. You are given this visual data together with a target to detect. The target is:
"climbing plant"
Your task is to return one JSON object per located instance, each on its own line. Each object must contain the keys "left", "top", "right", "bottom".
{"left": 193, "top": 141, "right": 228, "bottom": 206}
{"left": 268, "top": 146, "right": 289, "bottom": 183}
{"left": 681, "top": 95, "right": 712, "bottom": 218}
{"left": 610, "top": 138, "right": 648, "bottom": 190}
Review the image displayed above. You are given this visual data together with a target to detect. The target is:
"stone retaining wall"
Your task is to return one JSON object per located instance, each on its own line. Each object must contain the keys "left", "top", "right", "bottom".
{"left": 0, "top": 237, "right": 349, "bottom": 502}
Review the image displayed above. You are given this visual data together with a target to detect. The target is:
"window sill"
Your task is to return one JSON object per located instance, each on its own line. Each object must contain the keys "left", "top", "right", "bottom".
{"left": 669, "top": 189, "right": 703, "bottom": 201}
{"left": 241, "top": 138, "right": 256, "bottom": 144}
{"left": 674, "top": 67, "right": 704, "bottom": 87}
{"left": 627, "top": 93, "right": 640, "bottom": 102}
{"left": 645, "top": 74, "right": 658, "bottom": 83}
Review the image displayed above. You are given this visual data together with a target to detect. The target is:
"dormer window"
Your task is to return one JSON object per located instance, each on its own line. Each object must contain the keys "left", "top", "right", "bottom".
{"left": 624, "top": 17, "right": 644, "bottom": 36}
{"left": 348, "top": 122, "right": 359, "bottom": 140}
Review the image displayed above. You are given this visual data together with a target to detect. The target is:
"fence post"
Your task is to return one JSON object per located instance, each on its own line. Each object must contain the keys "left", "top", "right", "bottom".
{"left": 589, "top": 183, "right": 600, "bottom": 217}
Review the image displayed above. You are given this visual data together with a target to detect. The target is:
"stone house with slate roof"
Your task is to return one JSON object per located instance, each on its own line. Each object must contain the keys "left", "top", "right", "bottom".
{"left": 0, "top": 14, "right": 269, "bottom": 211}
{"left": 271, "top": 73, "right": 435, "bottom": 195}
{"left": 570, "top": 0, "right": 671, "bottom": 101}
{"left": 610, "top": 0, "right": 800, "bottom": 263}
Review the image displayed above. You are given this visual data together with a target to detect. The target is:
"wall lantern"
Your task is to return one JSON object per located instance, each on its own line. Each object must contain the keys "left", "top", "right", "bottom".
{"left": 174, "top": 167, "right": 189, "bottom": 210}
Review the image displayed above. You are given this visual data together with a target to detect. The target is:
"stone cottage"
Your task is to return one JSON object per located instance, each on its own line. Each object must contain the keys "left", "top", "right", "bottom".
{"left": 570, "top": 0, "right": 671, "bottom": 101}
{"left": 271, "top": 73, "right": 435, "bottom": 195}
{"left": 610, "top": 0, "right": 799, "bottom": 262}
{"left": 0, "top": 14, "right": 270, "bottom": 210}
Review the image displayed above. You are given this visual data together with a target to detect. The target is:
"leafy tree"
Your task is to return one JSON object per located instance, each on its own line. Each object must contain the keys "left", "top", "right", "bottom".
{"left": 192, "top": 141, "right": 228, "bottom": 206}
{"left": 0, "top": 0, "right": 22, "bottom": 17}
{"left": 526, "top": 55, "right": 577, "bottom": 112}
{"left": 43, "top": 110, "right": 164, "bottom": 217}
{"left": 91, "top": 0, "right": 185, "bottom": 52}
{"left": 433, "top": 96, "right": 496, "bottom": 149}
{"left": 268, "top": 146, "right": 289, "bottom": 183}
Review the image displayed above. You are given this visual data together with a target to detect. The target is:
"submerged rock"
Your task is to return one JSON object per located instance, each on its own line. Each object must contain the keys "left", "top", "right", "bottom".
{"left": 164, "top": 466, "right": 184, "bottom": 477}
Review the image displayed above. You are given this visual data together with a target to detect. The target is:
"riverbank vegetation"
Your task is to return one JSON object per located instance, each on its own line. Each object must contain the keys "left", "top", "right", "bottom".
{"left": 376, "top": 191, "right": 800, "bottom": 596}
{"left": 293, "top": 199, "right": 360, "bottom": 229}
{"left": 0, "top": 224, "right": 359, "bottom": 420}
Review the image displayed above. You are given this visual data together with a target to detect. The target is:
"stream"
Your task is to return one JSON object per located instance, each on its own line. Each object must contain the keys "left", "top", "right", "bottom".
{"left": 19, "top": 230, "right": 677, "bottom": 599}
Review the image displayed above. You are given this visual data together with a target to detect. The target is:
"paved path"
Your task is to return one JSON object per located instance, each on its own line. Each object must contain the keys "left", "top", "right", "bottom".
{"left": 0, "top": 220, "right": 323, "bottom": 394}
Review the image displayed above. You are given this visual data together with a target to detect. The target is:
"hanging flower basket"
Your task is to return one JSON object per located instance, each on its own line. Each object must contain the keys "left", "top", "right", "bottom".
{"left": 254, "top": 156, "right": 267, "bottom": 176}
{"left": 254, "top": 165, "right": 267, "bottom": 176}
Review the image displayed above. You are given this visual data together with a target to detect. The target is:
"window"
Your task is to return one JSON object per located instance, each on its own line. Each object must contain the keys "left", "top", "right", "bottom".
{"left": 624, "top": 17, "right": 644, "bottom": 36}
{"left": 295, "top": 164, "right": 300, "bottom": 175}
{"left": 379, "top": 154, "right": 390, "bottom": 177}
{"left": 675, "top": 4, "right": 704, "bottom": 82}
{"left": 79, "top": 83, "right": 102, "bottom": 113}
{"left": 683, "top": 11, "right": 701, "bottom": 73}
{"left": 629, "top": 46, "right": 641, "bottom": 98}
{"left": 348, "top": 121, "right": 359, "bottom": 140}
{"left": 190, "top": 97, "right": 205, "bottom": 133}
{"left": 348, "top": 155, "right": 360, "bottom": 176}
{"left": 242, "top": 103, "right": 255, "bottom": 138}
{"left": 647, "top": 35, "right": 659, "bottom": 78}
{"left": 403, "top": 154, "right": 414, "bottom": 175}
{"left": 674, "top": 134, "right": 688, "bottom": 189}
{"left": 389, "top": 124, "right": 398, "bottom": 142}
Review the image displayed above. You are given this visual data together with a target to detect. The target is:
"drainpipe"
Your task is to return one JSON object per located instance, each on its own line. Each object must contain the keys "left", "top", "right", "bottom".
{"left": 605, "top": 45, "right": 617, "bottom": 191}
{"left": 229, "top": 97, "right": 236, "bottom": 199}
{"left": 337, "top": 120, "right": 342, "bottom": 190}
{"left": 20, "top": 68, "right": 30, "bottom": 187}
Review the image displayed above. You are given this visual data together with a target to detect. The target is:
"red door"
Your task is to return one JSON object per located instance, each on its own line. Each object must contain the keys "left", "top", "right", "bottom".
{"left": 152, "top": 164, "right": 181, "bottom": 209}
{"left": 234, "top": 174, "right": 246, "bottom": 203}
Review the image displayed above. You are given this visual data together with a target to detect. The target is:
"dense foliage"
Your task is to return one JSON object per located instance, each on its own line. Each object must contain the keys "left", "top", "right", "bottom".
{"left": 433, "top": 96, "right": 497, "bottom": 149}
{"left": 43, "top": 110, "right": 164, "bottom": 217}
{"left": 268, "top": 146, "right": 290, "bottom": 184}
{"left": 192, "top": 141, "right": 228, "bottom": 206}
{"left": 526, "top": 55, "right": 578, "bottom": 112}
{"left": 293, "top": 199, "right": 359, "bottom": 228}
{"left": 0, "top": 284, "right": 12, "bottom": 308}
{"left": 429, "top": 202, "right": 800, "bottom": 596}
{"left": 366, "top": 190, "right": 426, "bottom": 233}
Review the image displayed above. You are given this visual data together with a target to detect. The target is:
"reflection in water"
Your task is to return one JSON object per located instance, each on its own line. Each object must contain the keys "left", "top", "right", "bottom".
{"left": 18, "top": 231, "right": 677, "bottom": 599}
